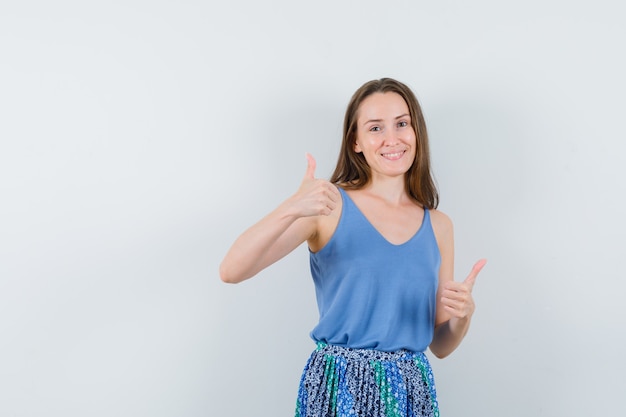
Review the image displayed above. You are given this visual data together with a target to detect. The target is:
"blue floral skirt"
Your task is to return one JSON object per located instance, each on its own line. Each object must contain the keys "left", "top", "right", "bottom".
{"left": 295, "top": 342, "right": 439, "bottom": 417}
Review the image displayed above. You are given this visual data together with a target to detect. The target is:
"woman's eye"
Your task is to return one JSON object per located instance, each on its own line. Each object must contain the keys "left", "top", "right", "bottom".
{"left": 369, "top": 126, "right": 381, "bottom": 132}
{"left": 398, "top": 121, "right": 408, "bottom": 128}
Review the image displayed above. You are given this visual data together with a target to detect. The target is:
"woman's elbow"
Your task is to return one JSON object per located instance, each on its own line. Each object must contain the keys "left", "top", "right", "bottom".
{"left": 429, "top": 347, "right": 450, "bottom": 359}
{"left": 219, "top": 262, "right": 241, "bottom": 284}
{"left": 428, "top": 337, "right": 453, "bottom": 359}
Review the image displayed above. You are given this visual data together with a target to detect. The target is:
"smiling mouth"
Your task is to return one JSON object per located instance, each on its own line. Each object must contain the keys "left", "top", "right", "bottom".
{"left": 381, "top": 150, "right": 406, "bottom": 160}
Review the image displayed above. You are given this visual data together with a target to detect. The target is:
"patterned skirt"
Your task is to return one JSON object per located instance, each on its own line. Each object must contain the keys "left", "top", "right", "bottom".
{"left": 295, "top": 342, "right": 439, "bottom": 417}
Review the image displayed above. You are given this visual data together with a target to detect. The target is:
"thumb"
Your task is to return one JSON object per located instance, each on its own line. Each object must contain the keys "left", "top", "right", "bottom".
{"left": 464, "top": 258, "right": 487, "bottom": 289}
{"left": 304, "top": 152, "right": 316, "bottom": 180}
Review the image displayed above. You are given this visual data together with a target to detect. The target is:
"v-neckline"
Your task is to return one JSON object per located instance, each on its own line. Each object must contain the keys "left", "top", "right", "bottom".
{"left": 342, "top": 188, "right": 426, "bottom": 246}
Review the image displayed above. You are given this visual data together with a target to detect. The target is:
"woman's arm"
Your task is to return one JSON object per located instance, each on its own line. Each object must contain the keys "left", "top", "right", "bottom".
{"left": 429, "top": 210, "right": 486, "bottom": 358}
{"left": 219, "top": 154, "right": 339, "bottom": 284}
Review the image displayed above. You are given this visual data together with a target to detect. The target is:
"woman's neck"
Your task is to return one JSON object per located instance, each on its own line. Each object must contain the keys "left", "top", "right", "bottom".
{"left": 360, "top": 176, "right": 408, "bottom": 205}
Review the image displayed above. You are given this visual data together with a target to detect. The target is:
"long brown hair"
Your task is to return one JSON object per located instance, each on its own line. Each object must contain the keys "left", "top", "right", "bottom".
{"left": 330, "top": 78, "right": 439, "bottom": 209}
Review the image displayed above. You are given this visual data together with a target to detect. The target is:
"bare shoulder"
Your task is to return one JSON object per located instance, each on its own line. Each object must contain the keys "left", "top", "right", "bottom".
{"left": 429, "top": 208, "right": 453, "bottom": 231}
{"left": 428, "top": 208, "right": 454, "bottom": 246}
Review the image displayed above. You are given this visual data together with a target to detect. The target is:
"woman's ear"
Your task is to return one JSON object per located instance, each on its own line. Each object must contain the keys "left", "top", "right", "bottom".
{"left": 354, "top": 141, "right": 362, "bottom": 153}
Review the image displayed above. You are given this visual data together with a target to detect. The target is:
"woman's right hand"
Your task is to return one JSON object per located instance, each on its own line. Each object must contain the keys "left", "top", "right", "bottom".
{"left": 286, "top": 153, "right": 340, "bottom": 218}
{"left": 219, "top": 153, "right": 339, "bottom": 283}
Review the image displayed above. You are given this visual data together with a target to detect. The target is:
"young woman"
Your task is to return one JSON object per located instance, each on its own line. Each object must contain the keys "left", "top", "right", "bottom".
{"left": 220, "top": 78, "right": 486, "bottom": 417}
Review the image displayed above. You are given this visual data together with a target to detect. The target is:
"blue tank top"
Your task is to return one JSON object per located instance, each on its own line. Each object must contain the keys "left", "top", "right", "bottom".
{"left": 309, "top": 187, "right": 441, "bottom": 352}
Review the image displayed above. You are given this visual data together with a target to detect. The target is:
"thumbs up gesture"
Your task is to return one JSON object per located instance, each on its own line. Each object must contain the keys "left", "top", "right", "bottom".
{"left": 440, "top": 259, "right": 487, "bottom": 319}
{"left": 288, "top": 153, "right": 340, "bottom": 218}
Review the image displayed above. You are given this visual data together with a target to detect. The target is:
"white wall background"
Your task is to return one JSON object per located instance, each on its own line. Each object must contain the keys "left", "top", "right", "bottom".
{"left": 1, "top": 1, "right": 624, "bottom": 416}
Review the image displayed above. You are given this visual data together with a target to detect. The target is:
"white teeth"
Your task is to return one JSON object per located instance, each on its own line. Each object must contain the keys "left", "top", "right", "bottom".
{"left": 382, "top": 151, "right": 404, "bottom": 158}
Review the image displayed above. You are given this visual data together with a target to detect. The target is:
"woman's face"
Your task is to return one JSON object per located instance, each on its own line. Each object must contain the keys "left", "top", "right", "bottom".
{"left": 354, "top": 92, "right": 416, "bottom": 181}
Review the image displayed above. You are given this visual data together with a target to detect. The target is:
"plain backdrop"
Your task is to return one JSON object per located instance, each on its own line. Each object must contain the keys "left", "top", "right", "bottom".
{"left": 1, "top": 1, "right": 625, "bottom": 416}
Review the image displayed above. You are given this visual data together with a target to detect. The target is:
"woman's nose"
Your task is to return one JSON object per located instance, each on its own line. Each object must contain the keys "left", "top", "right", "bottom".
{"left": 382, "top": 129, "right": 399, "bottom": 145}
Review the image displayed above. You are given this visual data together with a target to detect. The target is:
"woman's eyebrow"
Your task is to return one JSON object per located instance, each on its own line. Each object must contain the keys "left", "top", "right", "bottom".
{"left": 363, "top": 114, "right": 410, "bottom": 125}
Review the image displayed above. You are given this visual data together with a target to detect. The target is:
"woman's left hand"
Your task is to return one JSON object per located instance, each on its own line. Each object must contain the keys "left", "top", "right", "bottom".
{"left": 440, "top": 259, "right": 487, "bottom": 319}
